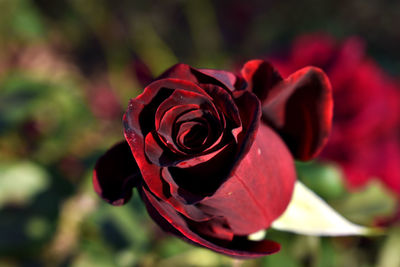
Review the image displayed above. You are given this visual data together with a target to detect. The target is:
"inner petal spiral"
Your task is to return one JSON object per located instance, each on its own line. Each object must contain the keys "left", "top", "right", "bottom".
{"left": 177, "top": 121, "right": 209, "bottom": 151}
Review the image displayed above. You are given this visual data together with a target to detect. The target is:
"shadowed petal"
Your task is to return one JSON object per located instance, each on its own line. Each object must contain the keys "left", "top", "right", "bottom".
{"left": 157, "top": 64, "right": 239, "bottom": 91}
{"left": 231, "top": 90, "right": 261, "bottom": 170}
{"left": 262, "top": 67, "right": 333, "bottom": 160}
{"left": 240, "top": 59, "right": 283, "bottom": 102}
{"left": 93, "top": 141, "right": 141, "bottom": 206}
{"left": 197, "top": 69, "right": 238, "bottom": 91}
{"left": 156, "top": 63, "right": 199, "bottom": 82}
{"left": 141, "top": 187, "right": 281, "bottom": 258}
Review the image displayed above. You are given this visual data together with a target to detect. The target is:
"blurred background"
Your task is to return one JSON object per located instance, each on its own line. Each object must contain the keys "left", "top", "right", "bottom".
{"left": 0, "top": 0, "right": 399, "bottom": 266}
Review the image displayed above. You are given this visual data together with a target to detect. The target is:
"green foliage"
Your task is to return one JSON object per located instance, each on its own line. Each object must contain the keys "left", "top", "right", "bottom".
{"left": 0, "top": 161, "right": 50, "bottom": 207}
{"left": 333, "top": 181, "right": 398, "bottom": 225}
{"left": 296, "top": 161, "right": 346, "bottom": 200}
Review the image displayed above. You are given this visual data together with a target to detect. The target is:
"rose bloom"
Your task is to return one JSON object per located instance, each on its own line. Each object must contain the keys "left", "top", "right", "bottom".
{"left": 93, "top": 60, "right": 332, "bottom": 257}
{"left": 270, "top": 34, "right": 400, "bottom": 194}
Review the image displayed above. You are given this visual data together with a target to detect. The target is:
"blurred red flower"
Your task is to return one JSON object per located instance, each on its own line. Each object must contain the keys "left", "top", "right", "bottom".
{"left": 270, "top": 34, "right": 400, "bottom": 194}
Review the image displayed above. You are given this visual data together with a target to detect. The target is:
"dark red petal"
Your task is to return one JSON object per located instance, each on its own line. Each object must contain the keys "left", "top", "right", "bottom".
{"left": 188, "top": 216, "right": 234, "bottom": 241}
{"left": 168, "top": 142, "right": 236, "bottom": 198}
{"left": 144, "top": 132, "right": 182, "bottom": 166}
{"left": 155, "top": 104, "right": 198, "bottom": 132}
{"left": 155, "top": 88, "right": 213, "bottom": 125}
{"left": 199, "top": 123, "right": 296, "bottom": 235}
{"left": 93, "top": 141, "right": 141, "bottom": 206}
{"left": 161, "top": 146, "right": 230, "bottom": 204}
{"left": 156, "top": 63, "right": 240, "bottom": 92}
{"left": 197, "top": 69, "right": 237, "bottom": 91}
{"left": 262, "top": 67, "right": 333, "bottom": 160}
{"left": 231, "top": 90, "right": 261, "bottom": 169}
{"left": 240, "top": 59, "right": 283, "bottom": 102}
{"left": 141, "top": 187, "right": 281, "bottom": 258}
{"left": 201, "top": 84, "right": 242, "bottom": 140}
{"left": 156, "top": 63, "right": 199, "bottom": 83}
{"left": 134, "top": 78, "right": 209, "bottom": 112}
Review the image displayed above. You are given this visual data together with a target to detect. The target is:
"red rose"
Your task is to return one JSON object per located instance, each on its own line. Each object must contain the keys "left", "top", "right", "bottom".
{"left": 270, "top": 34, "right": 400, "bottom": 194}
{"left": 93, "top": 60, "right": 332, "bottom": 257}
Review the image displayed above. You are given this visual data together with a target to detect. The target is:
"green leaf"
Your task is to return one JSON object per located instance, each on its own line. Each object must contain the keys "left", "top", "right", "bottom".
{"left": 296, "top": 161, "right": 346, "bottom": 199}
{"left": 271, "top": 181, "right": 378, "bottom": 236}
{"left": 333, "top": 180, "right": 398, "bottom": 225}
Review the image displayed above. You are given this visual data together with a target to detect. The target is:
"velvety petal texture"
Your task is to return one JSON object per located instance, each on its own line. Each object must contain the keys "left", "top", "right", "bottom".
{"left": 240, "top": 60, "right": 333, "bottom": 161}
{"left": 240, "top": 59, "right": 283, "bottom": 102}
{"left": 93, "top": 59, "right": 333, "bottom": 257}
{"left": 141, "top": 187, "right": 281, "bottom": 258}
{"left": 93, "top": 141, "right": 141, "bottom": 206}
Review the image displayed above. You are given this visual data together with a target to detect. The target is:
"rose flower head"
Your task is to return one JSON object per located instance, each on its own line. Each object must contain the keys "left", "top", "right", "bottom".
{"left": 93, "top": 60, "right": 333, "bottom": 257}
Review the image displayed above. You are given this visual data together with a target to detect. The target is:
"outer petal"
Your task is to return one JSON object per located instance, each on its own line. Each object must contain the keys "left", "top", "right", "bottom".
{"left": 197, "top": 68, "right": 238, "bottom": 91}
{"left": 156, "top": 63, "right": 199, "bottom": 83}
{"left": 93, "top": 141, "right": 141, "bottom": 206}
{"left": 156, "top": 63, "right": 240, "bottom": 91}
{"left": 140, "top": 187, "right": 281, "bottom": 258}
{"left": 231, "top": 90, "right": 261, "bottom": 169}
{"left": 240, "top": 59, "right": 283, "bottom": 102}
{"left": 199, "top": 123, "right": 296, "bottom": 235}
{"left": 262, "top": 67, "right": 333, "bottom": 160}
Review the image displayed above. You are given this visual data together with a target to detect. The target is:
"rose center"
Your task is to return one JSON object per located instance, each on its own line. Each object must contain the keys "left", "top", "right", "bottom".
{"left": 177, "top": 121, "right": 209, "bottom": 151}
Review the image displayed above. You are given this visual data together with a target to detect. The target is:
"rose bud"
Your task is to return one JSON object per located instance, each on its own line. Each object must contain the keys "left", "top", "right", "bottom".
{"left": 93, "top": 60, "right": 333, "bottom": 257}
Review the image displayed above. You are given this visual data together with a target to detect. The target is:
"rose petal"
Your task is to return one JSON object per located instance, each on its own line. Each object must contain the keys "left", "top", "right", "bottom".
{"left": 240, "top": 59, "right": 283, "bottom": 102}
{"left": 155, "top": 104, "right": 198, "bottom": 132}
{"left": 157, "top": 64, "right": 240, "bottom": 92}
{"left": 197, "top": 69, "right": 238, "bottom": 91}
{"left": 188, "top": 216, "right": 234, "bottom": 241}
{"left": 168, "top": 142, "right": 236, "bottom": 197}
{"left": 262, "top": 67, "right": 333, "bottom": 160}
{"left": 199, "top": 123, "right": 296, "bottom": 235}
{"left": 161, "top": 146, "right": 232, "bottom": 204}
{"left": 157, "top": 63, "right": 199, "bottom": 83}
{"left": 141, "top": 187, "right": 281, "bottom": 258}
{"left": 201, "top": 84, "right": 242, "bottom": 141}
{"left": 93, "top": 141, "right": 141, "bottom": 206}
{"left": 231, "top": 90, "right": 261, "bottom": 169}
{"left": 144, "top": 131, "right": 182, "bottom": 166}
